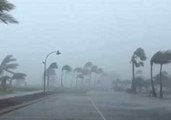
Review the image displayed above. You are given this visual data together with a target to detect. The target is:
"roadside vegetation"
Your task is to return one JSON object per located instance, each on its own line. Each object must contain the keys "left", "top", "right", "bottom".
{"left": 0, "top": 0, "right": 18, "bottom": 24}
{"left": 112, "top": 48, "right": 171, "bottom": 99}
{"left": 0, "top": 55, "right": 27, "bottom": 94}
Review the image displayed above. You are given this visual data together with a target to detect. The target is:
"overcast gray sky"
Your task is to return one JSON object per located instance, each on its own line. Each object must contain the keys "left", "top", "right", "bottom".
{"left": 1, "top": 0, "right": 171, "bottom": 84}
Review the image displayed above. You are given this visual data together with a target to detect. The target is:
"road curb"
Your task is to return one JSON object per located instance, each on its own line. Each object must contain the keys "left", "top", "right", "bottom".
{"left": 0, "top": 93, "right": 53, "bottom": 115}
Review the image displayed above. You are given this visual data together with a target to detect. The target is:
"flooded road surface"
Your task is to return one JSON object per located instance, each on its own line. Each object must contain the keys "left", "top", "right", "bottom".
{"left": 0, "top": 91, "right": 171, "bottom": 120}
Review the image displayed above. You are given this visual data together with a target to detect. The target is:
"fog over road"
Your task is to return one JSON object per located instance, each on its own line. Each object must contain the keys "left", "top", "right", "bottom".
{"left": 0, "top": 91, "right": 171, "bottom": 120}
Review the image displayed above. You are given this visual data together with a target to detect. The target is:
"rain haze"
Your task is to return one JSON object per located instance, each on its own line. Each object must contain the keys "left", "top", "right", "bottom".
{"left": 1, "top": 0, "right": 171, "bottom": 120}
{"left": 1, "top": 0, "right": 171, "bottom": 84}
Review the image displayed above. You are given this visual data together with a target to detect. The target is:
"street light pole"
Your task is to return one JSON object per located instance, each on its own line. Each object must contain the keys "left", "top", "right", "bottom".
{"left": 43, "top": 50, "right": 61, "bottom": 95}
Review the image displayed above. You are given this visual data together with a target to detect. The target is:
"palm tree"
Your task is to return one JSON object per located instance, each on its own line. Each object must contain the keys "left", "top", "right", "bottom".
{"left": 76, "top": 74, "right": 84, "bottom": 87}
{"left": 0, "top": 55, "right": 18, "bottom": 73}
{"left": 96, "top": 68, "right": 104, "bottom": 86}
{"left": 74, "top": 67, "right": 83, "bottom": 87}
{"left": 130, "top": 48, "right": 147, "bottom": 92}
{"left": 151, "top": 51, "right": 171, "bottom": 98}
{"left": 0, "top": 55, "right": 18, "bottom": 89}
{"left": 91, "top": 65, "right": 98, "bottom": 87}
{"left": 0, "top": 75, "right": 10, "bottom": 89}
{"left": 150, "top": 53, "right": 159, "bottom": 97}
{"left": 74, "top": 67, "right": 82, "bottom": 73}
{"left": 84, "top": 62, "right": 93, "bottom": 69}
{"left": 11, "top": 73, "right": 26, "bottom": 87}
{"left": 0, "top": 0, "right": 18, "bottom": 24}
{"left": 83, "top": 62, "right": 93, "bottom": 86}
{"left": 61, "top": 65, "right": 72, "bottom": 88}
{"left": 47, "top": 62, "right": 58, "bottom": 89}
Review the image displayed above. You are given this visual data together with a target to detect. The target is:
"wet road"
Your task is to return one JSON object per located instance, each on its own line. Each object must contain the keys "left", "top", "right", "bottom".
{"left": 0, "top": 91, "right": 171, "bottom": 120}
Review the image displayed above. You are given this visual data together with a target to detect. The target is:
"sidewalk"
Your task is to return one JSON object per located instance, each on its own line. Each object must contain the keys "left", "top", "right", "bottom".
{"left": 0, "top": 90, "right": 43, "bottom": 100}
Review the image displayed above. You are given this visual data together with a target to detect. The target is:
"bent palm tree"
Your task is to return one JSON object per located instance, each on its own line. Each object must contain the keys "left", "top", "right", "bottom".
{"left": 0, "top": 0, "right": 18, "bottom": 24}
{"left": 76, "top": 74, "right": 84, "bottom": 87}
{"left": 11, "top": 73, "right": 26, "bottom": 86}
{"left": 83, "top": 62, "right": 93, "bottom": 87}
{"left": 47, "top": 62, "right": 58, "bottom": 89}
{"left": 152, "top": 51, "right": 171, "bottom": 98}
{"left": 74, "top": 67, "right": 83, "bottom": 87}
{"left": 0, "top": 55, "right": 18, "bottom": 89}
{"left": 61, "top": 65, "right": 72, "bottom": 88}
{"left": 96, "top": 68, "right": 104, "bottom": 86}
{"left": 0, "top": 75, "right": 10, "bottom": 89}
{"left": 130, "top": 48, "right": 147, "bottom": 92}
{"left": 84, "top": 62, "right": 93, "bottom": 69}
{"left": 150, "top": 53, "right": 159, "bottom": 97}
{"left": 91, "top": 65, "right": 98, "bottom": 87}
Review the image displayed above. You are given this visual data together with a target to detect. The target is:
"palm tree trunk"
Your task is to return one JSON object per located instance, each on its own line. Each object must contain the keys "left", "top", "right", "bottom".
{"left": 89, "top": 73, "right": 92, "bottom": 88}
{"left": 76, "top": 77, "right": 78, "bottom": 87}
{"left": 150, "top": 63, "right": 156, "bottom": 97}
{"left": 47, "top": 73, "right": 50, "bottom": 90}
{"left": 4, "top": 79, "right": 7, "bottom": 90}
{"left": 131, "top": 62, "right": 136, "bottom": 92}
{"left": 61, "top": 70, "right": 63, "bottom": 88}
{"left": 71, "top": 73, "right": 74, "bottom": 88}
{"left": 94, "top": 74, "right": 97, "bottom": 88}
{"left": 2, "top": 79, "right": 7, "bottom": 90}
{"left": 159, "top": 64, "right": 163, "bottom": 98}
{"left": 9, "top": 80, "right": 12, "bottom": 87}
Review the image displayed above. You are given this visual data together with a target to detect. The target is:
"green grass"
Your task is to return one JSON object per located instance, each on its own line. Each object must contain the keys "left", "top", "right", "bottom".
{"left": 0, "top": 89, "right": 14, "bottom": 95}
{"left": 13, "top": 87, "right": 42, "bottom": 92}
{"left": 0, "top": 86, "right": 43, "bottom": 95}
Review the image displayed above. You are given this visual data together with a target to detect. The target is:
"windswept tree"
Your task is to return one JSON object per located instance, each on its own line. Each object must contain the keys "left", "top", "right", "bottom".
{"left": 11, "top": 73, "right": 26, "bottom": 86}
{"left": 96, "top": 68, "right": 104, "bottom": 85}
{"left": 74, "top": 67, "right": 83, "bottom": 87}
{"left": 47, "top": 62, "right": 58, "bottom": 89}
{"left": 84, "top": 62, "right": 93, "bottom": 69}
{"left": 91, "top": 65, "right": 98, "bottom": 86}
{"left": 130, "top": 48, "right": 147, "bottom": 92}
{"left": 74, "top": 67, "right": 82, "bottom": 74}
{"left": 0, "top": 76, "right": 10, "bottom": 89}
{"left": 83, "top": 62, "right": 93, "bottom": 86}
{"left": 150, "top": 53, "right": 159, "bottom": 97}
{"left": 0, "top": 55, "right": 18, "bottom": 74}
{"left": 76, "top": 73, "right": 84, "bottom": 87}
{"left": 0, "top": 55, "right": 27, "bottom": 90}
{"left": 91, "top": 65, "right": 98, "bottom": 73}
{"left": 154, "top": 71, "right": 171, "bottom": 91}
{"left": 0, "top": 0, "right": 18, "bottom": 24}
{"left": 151, "top": 51, "right": 171, "bottom": 98}
{"left": 0, "top": 55, "right": 18, "bottom": 89}
{"left": 61, "top": 65, "right": 72, "bottom": 88}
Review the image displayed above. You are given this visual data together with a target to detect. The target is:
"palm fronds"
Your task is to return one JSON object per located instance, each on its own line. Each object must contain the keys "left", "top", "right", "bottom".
{"left": 0, "top": 0, "right": 18, "bottom": 24}
{"left": 62, "top": 65, "right": 72, "bottom": 72}
{"left": 12, "top": 73, "right": 26, "bottom": 80}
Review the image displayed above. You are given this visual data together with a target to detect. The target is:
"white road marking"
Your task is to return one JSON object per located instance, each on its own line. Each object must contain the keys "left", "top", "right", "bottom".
{"left": 89, "top": 97, "right": 107, "bottom": 120}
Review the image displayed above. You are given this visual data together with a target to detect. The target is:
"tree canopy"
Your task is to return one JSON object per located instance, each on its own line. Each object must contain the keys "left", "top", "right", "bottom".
{"left": 0, "top": 0, "right": 18, "bottom": 24}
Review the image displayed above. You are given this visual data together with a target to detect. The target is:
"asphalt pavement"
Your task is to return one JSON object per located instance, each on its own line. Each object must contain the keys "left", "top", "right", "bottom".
{"left": 0, "top": 90, "right": 171, "bottom": 120}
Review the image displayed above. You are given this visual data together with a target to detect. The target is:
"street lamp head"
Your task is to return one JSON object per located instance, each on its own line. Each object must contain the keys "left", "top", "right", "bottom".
{"left": 56, "top": 50, "right": 61, "bottom": 55}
